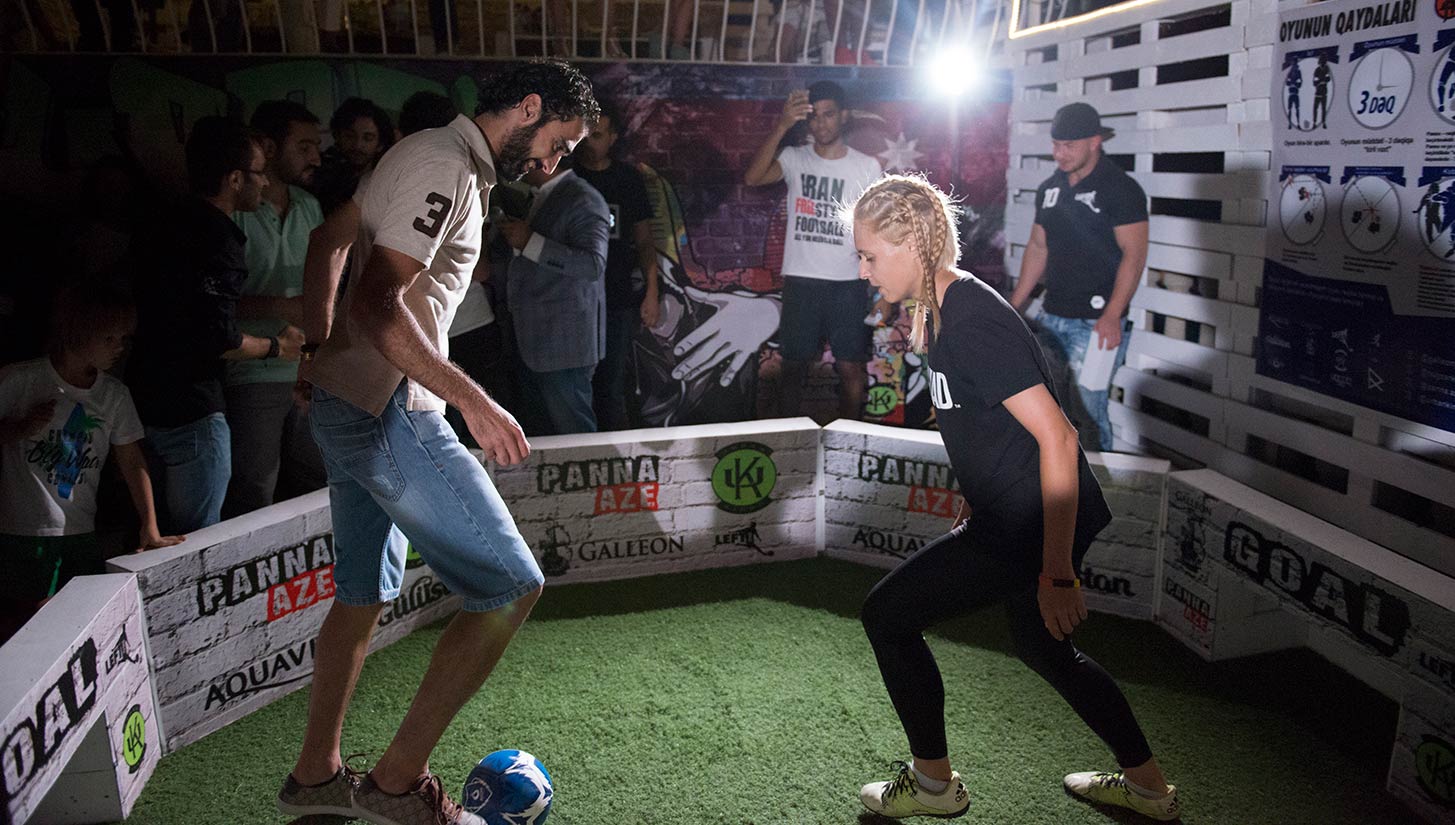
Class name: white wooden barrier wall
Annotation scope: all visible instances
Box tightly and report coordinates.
[1002,0,1455,576]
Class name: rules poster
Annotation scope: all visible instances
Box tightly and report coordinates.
[1264,0,1455,432]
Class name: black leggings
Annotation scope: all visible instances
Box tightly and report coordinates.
[860,521,1154,768]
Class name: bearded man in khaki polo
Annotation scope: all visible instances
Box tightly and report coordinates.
[276,60,598,825]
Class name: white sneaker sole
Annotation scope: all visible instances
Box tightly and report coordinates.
[859,799,971,819]
[1062,782,1181,822]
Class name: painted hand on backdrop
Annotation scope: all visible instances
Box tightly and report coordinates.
[668,285,783,387]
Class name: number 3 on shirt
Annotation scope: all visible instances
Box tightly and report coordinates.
[413,192,453,238]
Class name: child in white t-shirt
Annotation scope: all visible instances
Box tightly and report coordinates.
[0,286,183,634]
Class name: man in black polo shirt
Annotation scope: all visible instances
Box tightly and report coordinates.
[1009,103,1148,452]
[574,101,660,431]
[128,117,303,533]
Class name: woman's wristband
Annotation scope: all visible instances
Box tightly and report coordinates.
[1038,574,1080,589]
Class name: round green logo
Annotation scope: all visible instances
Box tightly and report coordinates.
[121,705,146,772]
[1417,736,1455,805]
[864,385,899,417]
[712,442,777,514]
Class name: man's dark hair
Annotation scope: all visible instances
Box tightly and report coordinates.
[329,97,395,146]
[808,80,847,108]
[399,91,458,136]
[594,98,623,134]
[250,99,319,148]
[476,59,600,127]
[185,115,258,197]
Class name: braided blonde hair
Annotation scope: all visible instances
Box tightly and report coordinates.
[849,173,961,352]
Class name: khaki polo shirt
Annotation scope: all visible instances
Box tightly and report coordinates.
[305,115,497,415]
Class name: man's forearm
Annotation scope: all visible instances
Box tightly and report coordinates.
[355,292,484,410]
[1102,246,1147,320]
[1011,244,1048,311]
[303,203,358,343]
[744,124,790,186]
[222,334,273,360]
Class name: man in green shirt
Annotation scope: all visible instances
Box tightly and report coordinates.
[223,100,324,516]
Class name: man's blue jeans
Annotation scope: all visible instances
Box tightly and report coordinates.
[1032,312,1132,452]
[144,412,231,533]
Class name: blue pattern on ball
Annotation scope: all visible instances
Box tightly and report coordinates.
[462,749,554,825]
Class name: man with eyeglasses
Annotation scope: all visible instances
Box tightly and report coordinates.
[128,116,303,534]
[222,100,324,519]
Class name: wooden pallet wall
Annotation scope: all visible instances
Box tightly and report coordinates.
[1002,0,1455,575]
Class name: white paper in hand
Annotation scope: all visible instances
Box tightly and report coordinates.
[1078,336,1119,391]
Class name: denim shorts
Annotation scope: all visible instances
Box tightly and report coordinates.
[778,276,874,362]
[310,382,543,612]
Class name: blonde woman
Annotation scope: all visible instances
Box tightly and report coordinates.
[849,174,1181,821]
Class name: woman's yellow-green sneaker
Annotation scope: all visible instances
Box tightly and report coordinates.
[858,761,970,819]
[1063,771,1181,821]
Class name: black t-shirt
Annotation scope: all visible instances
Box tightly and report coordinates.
[1033,155,1148,319]
[927,276,1112,537]
[575,161,654,311]
[127,197,247,427]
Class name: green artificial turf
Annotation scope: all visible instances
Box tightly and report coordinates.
[120,558,1412,824]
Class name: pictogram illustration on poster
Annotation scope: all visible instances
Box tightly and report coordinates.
[1264,0,1455,431]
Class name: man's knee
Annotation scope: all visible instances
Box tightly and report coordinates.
[495,582,545,620]
[517,582,545,610]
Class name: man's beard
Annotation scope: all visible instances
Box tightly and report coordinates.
[497,121,546,181]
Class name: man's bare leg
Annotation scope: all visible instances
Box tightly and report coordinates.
[778,358,809,417]
[370,586,543,792]
[293,601,386,785]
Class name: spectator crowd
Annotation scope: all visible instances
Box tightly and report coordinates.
[0,88,667,641]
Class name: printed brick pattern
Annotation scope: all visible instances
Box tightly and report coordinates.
[107,587,160,819]
[0,576,159,824]
[1159,470,1455,821]
[108,491,462,752]
[1160,473,1418,673]
[821,422,1169,620]
[1390,679,1455,822]
[487,422,822,586]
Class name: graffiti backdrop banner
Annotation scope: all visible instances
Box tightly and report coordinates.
[0,56,1008,427]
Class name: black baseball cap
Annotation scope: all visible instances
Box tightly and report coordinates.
[1051,102,1115,140]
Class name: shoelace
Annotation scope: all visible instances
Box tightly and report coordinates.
[1092,772,1128,792]
[883,760,918,801]
[414,773,464,825]
[341,753,371,787]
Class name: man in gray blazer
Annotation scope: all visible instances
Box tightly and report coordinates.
[496,162,610,435]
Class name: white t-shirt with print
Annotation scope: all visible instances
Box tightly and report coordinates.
[777,144,882,281]
[0,358,144,535]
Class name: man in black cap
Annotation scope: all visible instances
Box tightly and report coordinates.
[1008,102,1148,452]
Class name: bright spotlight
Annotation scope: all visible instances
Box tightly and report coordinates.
[924,47,980,97]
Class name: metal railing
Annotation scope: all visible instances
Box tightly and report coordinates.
[5,0,1003,66]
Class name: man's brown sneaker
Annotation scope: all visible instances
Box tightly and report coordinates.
[354,772,486,825]
[277,766,362,819]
